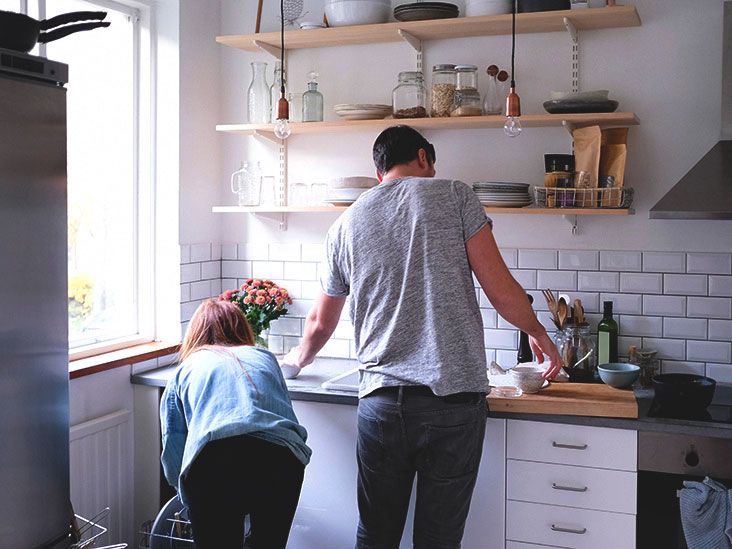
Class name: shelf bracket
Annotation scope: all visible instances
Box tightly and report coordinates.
[252,212,289,231]
[562,119,576,137]
[279,213,288,231]
[252,40,282,59]
[563,17,580,94]
[398,29,423,73]
[563,214,579,235]
[253,130,280,145]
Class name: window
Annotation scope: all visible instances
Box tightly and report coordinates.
[14,0,154,355]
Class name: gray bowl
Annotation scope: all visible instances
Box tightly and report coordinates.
[598,363,640,389]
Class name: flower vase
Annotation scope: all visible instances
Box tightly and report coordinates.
[255,329,269,349]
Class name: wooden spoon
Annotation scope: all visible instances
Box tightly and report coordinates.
[573,298,585,325]
[557,297,568,329]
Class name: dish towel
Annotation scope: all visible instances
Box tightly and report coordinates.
[680,477,732,549]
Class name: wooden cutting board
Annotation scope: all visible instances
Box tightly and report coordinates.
[487,382,638,418]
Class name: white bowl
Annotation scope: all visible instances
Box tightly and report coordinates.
[329,176,379,189]
[510,364,546,394]
[325,0,391,26]
[326,187,369,201]
[465,0,512,16]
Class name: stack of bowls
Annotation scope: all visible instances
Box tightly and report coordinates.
[325,0,391,26]
[465,0,512,16]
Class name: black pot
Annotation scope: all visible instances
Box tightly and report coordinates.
[651,373,716,412]
[0,10,109,53]
[518,0,571,13]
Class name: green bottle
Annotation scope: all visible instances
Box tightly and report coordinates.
[597,300,618,365]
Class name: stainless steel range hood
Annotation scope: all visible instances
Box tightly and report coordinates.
[649,141,732,220]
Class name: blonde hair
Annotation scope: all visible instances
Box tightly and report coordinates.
[179,299,255,363]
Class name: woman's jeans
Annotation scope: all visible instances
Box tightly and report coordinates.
[184,433,304,549]
[356,387,487,549]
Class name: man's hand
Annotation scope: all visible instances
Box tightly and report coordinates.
[529,333,563,380]
[279,346,303,379]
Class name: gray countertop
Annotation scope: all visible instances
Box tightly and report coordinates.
[131,357,732,439]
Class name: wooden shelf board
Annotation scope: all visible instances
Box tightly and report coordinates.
[213,205,348,213]
[217,6,640,52]
[213,205,633,216]
[217,112,639,136]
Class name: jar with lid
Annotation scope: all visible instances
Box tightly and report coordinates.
[393,71,427,119]
[556,324,597,382]
[451,65,482,117]
[629,347,659,388]
[431,64,456,118]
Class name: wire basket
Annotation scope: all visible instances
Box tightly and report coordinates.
[71,507,127,549]
[534,186,634,209]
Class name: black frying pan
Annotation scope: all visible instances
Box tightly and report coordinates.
[0,10,110,53]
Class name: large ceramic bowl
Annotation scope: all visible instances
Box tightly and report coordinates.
[598,363,640,389]
[510,364,546,394]
[325,0,391,26]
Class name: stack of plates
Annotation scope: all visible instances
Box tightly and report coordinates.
[394,2,459,21]
[472,181,532,207]
[324,187,370,206]
[334,103,392,120]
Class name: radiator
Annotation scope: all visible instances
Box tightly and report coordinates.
[70,409,134,545]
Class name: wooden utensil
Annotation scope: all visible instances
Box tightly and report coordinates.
[573,298,585,325]
[557,297,568,329]
[541,289,560,328]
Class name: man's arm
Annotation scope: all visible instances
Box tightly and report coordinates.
[466,224,562,379]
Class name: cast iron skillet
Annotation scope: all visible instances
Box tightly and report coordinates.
[651,373,716,412]
[0,10,110,53]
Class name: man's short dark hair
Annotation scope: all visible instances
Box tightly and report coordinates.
[372,125,436,176]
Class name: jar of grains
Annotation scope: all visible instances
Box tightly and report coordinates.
[431,64,456,117]
[451,65,482,117]
[393,71,427,119]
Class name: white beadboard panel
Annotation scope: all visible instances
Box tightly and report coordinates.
[270,317,302,336]
[510,269,537,290]
[687,253,732,275]
[279,280,302,300]
[536,270,577,291]
[180,244,191,264]
[500,248,519,269]
[641,338,686,360]
[252,261,285,280]
[288,298,315,317]
[300,280,322,299]
[221,243,237,259]
[706,364,732,383]
[618,336,642,356]
[301,243,324,262]
[687,297,732,319]
[212,244,222,261]
[687,340,732,363]
[201,260,221,280]
[710,276,732,297]
[269,243,302,262]
[600,293,643,315]
[558,250,599,271]
[664,274,708,296]
[664,317,708,340]
[578,272,619,292]
[518,249,556,270]
[619,315,663,337]
[620,273,663,294]
[189,280,212,301]
[320,338,351,358]
[661,360,706,375]
[189,243,212,262]
[481,308,498,329]
[284,261,318,281]
[180,263,201,283]
[600,250,642,272]
[333,320,355,340]
[643,251,686,273]
[496,349,517,367]
[643,295,686,317]
[569,292,600,313]
[238,242,269,261]
[181,300,203,322]
[709,320,732,341]
[484,329,518,350]
[180,283,190,303]
[221,260,252,279]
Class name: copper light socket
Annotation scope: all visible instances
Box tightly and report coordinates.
[506,86,521,117]
[276,96,289,121]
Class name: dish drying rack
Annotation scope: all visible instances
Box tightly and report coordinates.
[534,186,634,209]
[71,507,127,549]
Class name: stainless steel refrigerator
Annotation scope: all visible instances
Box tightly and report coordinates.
[0,48,71,548]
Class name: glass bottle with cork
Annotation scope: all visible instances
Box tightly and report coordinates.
[302,71,323,122]
[597,300,619,365]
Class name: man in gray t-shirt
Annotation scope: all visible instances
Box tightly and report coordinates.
[281,125,561,548]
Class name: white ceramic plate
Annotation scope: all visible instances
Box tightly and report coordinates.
[336,111,391,120]
[323,198,356,206]
[335,103,391,111]
[326,187,367,201]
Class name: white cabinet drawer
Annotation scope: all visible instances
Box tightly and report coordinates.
[507,420,637,471]
[507,542,561,549]
[507,459,637,514]
[506,500,636,549]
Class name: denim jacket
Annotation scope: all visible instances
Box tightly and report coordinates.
[160,345,311,504]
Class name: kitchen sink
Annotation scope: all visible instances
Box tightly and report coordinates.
[320,367,360,392]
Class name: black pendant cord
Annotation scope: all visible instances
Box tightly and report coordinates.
[510,0,516,88]
[280,0,286,96]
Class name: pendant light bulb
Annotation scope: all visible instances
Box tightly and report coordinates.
[274,118,291,139]
[503,116,522,137]
[504,0,522,138]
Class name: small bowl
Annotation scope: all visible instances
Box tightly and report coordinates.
[510,364,546,394]
[598,362,640,389]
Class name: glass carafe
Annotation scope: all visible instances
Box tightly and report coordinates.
[230,162,262,206]
[247,61,270,124]
[556,324,598,382]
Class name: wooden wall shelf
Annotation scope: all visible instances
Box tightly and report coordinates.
[213,205,634,216]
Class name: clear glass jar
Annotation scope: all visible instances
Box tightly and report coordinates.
[247,61,270,124]
[393,71,427,119]
[451,65,482,117]
[634,348,659,388]
[431,64,456,118]
[302,71,323,122]
[556,324,598,383]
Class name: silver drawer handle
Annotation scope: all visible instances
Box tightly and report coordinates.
[552,482,588,493]
[552,441,588,450]
[551,524,587,535]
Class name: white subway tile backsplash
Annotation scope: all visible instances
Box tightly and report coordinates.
[267,336,285,355]
[201,261,221,280]
[526,291,548,311]
[537,311,558,332]
[269,317,302,337]
[484,349,496,364]
[687,297,732,319]
[518,249,556,270]
[643,252,686,273]
[663,317,707,339]
[252,261,285,280]
[619,315,663,337]
[301,243,323,262]
[537,270,577,291]
[484,329,518,350]
[269,243,301,262]
[181,300,203,322]
[180,263,201,283]
[300,280,322,299]
[496,350,517,368]
[238,242,269,261]
[709,320,732,341]
[664,274,707,296]
[190,243,212,263]
[500,248,518,269]
[600,251,642,272]
[180,283,190,303]
[283,336,302,353]
[320,338,351,358]
[559,250,599,271]
[661,361,705,375]
[706,364,732,383]
[333,320,354,340]
[687,340,732,363]
[643,295,686,317]
[510,269,537,290]
[600,293,643,315]
[687,253,732,275]
[211,244,222,261]
[618,336,642,356]
[497,314,515,330]
[189,280,212,301]
[211,279,222,296]
[640,338,686,360]
[180,244,191,264]
[620,273,663,294]
[570,292,600,313]
[288,298,314,317]
[479,291,492,308]
[222,260,251,279]
[710,276,732,297]
[578,272,619,292]
[284,261,318,281]
[221,243,237,260]
[480,309,497,329]
[278,280,302,300]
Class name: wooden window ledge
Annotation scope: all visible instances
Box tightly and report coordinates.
[69,341,180,379]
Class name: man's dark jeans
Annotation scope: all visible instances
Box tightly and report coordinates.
[356,386,487,549]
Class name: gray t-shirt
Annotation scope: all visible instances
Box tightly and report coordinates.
[321,177,491,397]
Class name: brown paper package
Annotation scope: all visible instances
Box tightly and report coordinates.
[600,128,629,207]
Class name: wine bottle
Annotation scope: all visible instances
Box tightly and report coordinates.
[517,293,534,364]
[597,300,619,365]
